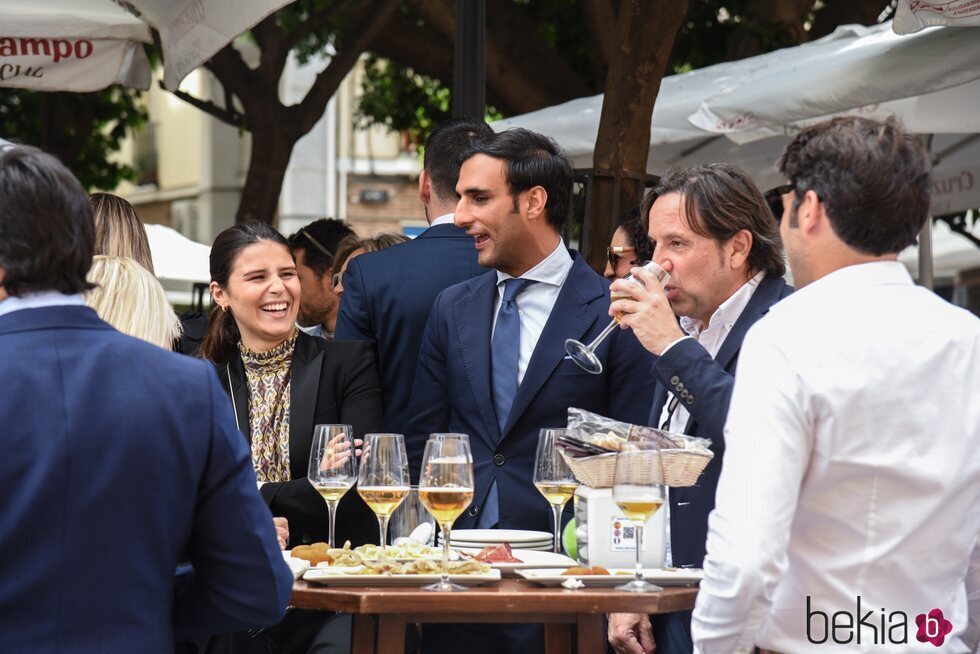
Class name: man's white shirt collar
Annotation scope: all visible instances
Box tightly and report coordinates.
[0,291,86,318]
[495,238,573,290]
[680,270,765,338]
[429,213,456,227]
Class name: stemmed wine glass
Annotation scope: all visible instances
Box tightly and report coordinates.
[307,424,358,548]
[418,433,474,591]
[357,433,411,561]
[612,440,666,592]
[533,428,580,554]
[565,260,670,374]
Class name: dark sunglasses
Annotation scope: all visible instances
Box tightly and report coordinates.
[764,184,795,222]
[607,246,640,268]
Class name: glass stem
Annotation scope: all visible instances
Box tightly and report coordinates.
[378,515,390,560]
[586,317,620,351]
[327,500,339,549]
[634,523,645,583]
[551,504,563,554]
[441,523,452,585]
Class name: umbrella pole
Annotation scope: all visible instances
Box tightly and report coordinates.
[918,134,934,290]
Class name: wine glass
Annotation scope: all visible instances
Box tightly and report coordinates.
[533,428,580,554]
[357,433,411,561]
[418,433,474,592]
[612,440,666,592]
[307,424,358,548]
[564,260,670,374]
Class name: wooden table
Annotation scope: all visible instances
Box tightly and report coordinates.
[291,578,698,654]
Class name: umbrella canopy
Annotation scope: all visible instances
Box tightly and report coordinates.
[494,21,980,279]
[894,0,980,34]
[0,0,294,92]
[145,223,210,284]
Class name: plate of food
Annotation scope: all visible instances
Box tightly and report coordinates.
[456,544,577,575]
[517,567,703,587]
[302,558,501,586]
[289,541,458,566]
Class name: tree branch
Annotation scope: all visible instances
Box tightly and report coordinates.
[291,0,402,134]
[583,0,618,87]
[164,81,248,129]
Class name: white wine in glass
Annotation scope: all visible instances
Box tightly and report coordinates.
[565,261,670,374]
[307,424,357,548]
[357,433,411,560]
[533,428,579,554]
[612,440,666,593]
[418,433,474,592]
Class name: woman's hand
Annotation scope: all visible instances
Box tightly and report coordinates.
[273,517,289,550]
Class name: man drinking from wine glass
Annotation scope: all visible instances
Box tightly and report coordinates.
[692,117,980,653]
[407,127,655,654]
[608,163,791,654]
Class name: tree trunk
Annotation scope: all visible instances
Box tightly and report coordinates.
[236,122,296,225]
[584,0,690,272]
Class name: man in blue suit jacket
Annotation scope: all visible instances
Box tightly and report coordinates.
[0,146,292,653]
[608,165,792,654]
[408,129,655,653]
[336,117,493,432]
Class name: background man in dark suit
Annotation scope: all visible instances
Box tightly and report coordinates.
[409,128,655,654]
[335,117,493,431]
[607,164,791,654]
[0,145,293,653]
[289,217,355,340]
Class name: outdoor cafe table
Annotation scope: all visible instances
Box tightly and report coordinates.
[291,578,699,654]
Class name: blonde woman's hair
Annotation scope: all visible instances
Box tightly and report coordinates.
[332,232,410,274]
[89,192,155,274]
[86,256,181,350]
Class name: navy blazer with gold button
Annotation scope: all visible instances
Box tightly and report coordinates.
[649,274,792,569]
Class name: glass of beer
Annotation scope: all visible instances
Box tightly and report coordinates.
[533,428,579,553]
[612,440,666,592]
[418,433,474,591]
[564,260,669,374]
[357,433,411,560]
[307,424,358,548]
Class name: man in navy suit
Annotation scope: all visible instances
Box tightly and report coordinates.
[607,164,791,654]
[0,146,293,653]
[336,117,494,431]
[408,128,655,653]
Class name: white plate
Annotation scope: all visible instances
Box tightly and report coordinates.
[450,529,553,543]
[516,568,704,588]
[303,567,501,586]
[455,548,576,575]
[450,540,552,549]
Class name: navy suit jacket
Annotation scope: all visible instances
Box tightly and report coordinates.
[336,222,489,432]
[0,306,292,653]
[649,275,792,569]
[407,253,656,531]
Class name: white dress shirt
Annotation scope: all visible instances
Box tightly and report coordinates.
[429,212,456,227]
[692,261,980,654]
[0,291,85,318]
[492,239,573,385]
[658,271,764,432]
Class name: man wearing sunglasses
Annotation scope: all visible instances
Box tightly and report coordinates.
[287,218,354,340]
[692,118,980,653]
[609,163,792,654]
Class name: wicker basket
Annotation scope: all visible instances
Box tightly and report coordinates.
[561,449,711,488]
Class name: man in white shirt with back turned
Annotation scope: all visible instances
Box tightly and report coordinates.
[692,116,980,653]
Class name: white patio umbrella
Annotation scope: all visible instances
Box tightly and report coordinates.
[0,0,294,92]
[494,21,980,283]
[894,0,980,34]
[145,223,210,284]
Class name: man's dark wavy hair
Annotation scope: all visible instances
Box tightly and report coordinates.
[0,145,94,296]
[462,128,574,230]
[779,116,931,255]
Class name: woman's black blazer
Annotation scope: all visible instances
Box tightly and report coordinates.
[215,331,384,547]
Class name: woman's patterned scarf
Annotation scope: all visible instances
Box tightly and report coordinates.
[239,331,297,482]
